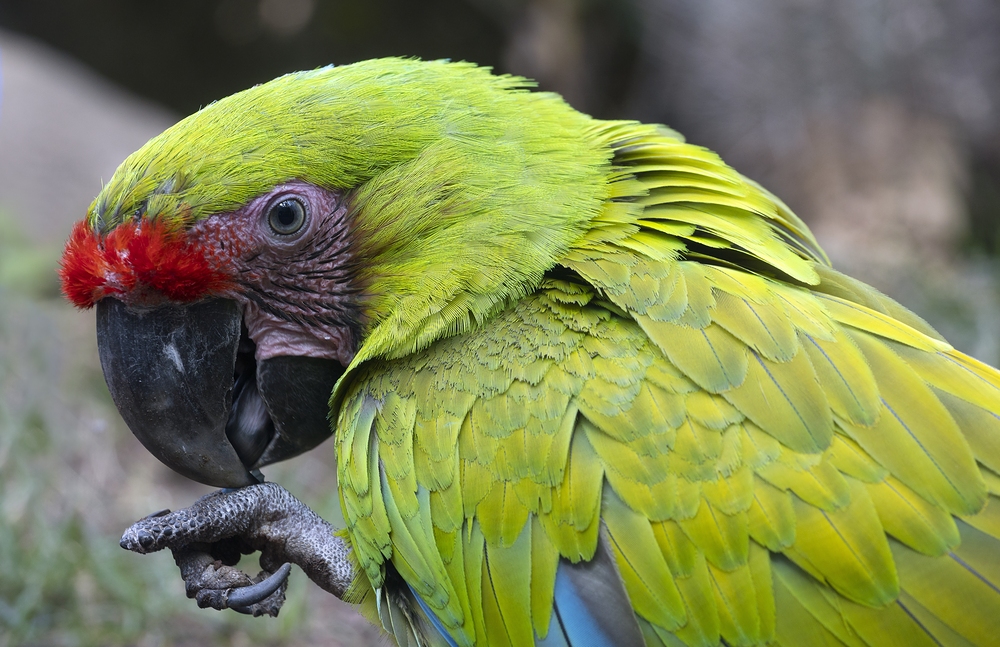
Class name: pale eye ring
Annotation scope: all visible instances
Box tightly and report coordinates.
[267,198,307,236]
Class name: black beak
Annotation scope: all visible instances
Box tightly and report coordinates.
[97,298,343,488]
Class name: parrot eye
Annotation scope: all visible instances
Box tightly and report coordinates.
[267,198,307,236]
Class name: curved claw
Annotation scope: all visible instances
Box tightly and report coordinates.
[227,562,291,611]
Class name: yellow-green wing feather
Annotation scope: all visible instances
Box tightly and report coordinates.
[337,122,1000,646]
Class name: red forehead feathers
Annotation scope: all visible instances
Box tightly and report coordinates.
[59,218,233,308]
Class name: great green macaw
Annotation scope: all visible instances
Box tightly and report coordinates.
[61,59,1000,646]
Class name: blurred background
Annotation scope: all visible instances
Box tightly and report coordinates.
[0,0,998,644]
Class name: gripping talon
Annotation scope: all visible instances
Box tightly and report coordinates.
[227,563,291,610]
[123,485,353,615]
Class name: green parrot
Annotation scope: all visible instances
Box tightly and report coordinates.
[60,58,1000,646]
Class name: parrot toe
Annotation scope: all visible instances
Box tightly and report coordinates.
[173,548,288,617]
[121,483,357,613]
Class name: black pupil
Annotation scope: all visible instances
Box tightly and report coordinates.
[276,202,298,227]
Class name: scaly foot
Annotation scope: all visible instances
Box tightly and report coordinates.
[120,483,355,615]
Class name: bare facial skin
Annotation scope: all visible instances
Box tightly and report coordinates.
[189,181,363,367]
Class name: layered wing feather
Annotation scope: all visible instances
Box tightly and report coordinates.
[337,122,1000,646]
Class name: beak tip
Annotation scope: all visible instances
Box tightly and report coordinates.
[97,297,253,489]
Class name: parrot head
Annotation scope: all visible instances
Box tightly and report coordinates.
[58,59,610,487]
[61,176,359,487]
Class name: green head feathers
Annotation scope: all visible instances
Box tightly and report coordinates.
[87,58,618,362]
[91,58,610,232]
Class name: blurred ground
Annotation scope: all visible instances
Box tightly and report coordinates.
[0,1,999,645]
